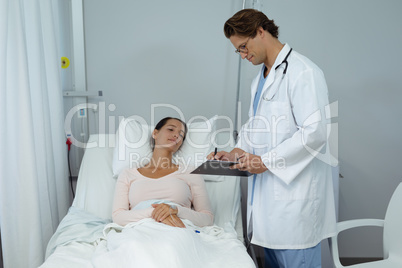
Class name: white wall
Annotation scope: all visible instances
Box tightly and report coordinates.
[62,0,244,175]
[62,0,402,261]
[82,0,241,133]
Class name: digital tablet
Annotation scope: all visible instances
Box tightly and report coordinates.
[191,160,252,177]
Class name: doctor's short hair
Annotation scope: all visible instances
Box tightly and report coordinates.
[224,9,279,39]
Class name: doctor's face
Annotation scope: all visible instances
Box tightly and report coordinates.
[230,35,264,65]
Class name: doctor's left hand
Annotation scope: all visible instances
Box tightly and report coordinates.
[231,152,268,174]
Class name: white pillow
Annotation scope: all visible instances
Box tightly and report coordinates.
[73,134,116,219]
[112,115,218,178]
[112,116,153,177]
[175,115,218,171]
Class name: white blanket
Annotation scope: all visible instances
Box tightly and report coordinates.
[92,219,255,268]
[42,207,255,268]
[45,207,111,258]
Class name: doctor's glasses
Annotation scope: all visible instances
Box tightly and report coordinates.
[235,37,251,54]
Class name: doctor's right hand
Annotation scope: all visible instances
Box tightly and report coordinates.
[207,148,246,162]
[206,150,234,161]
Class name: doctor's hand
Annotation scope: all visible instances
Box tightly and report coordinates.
[206,148,246,162]
[206,150,234,161]
[230,152,268,174]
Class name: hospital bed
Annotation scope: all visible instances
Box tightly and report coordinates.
[40,116,255,267]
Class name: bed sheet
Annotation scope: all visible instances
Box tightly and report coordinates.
[41,207,254,267]
[39,207,108,267]
[40,242,95,268]
[93,219,254,268]
[44,207,109,258]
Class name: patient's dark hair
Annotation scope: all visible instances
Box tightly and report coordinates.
[150,117,188,151]
[224,9,279,39]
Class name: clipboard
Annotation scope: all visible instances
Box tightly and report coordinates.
[191,160,252,177]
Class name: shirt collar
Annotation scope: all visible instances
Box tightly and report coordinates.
[272,43,291,70]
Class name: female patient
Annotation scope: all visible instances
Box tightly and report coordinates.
[112,117,214,228]
[94,117,254,268]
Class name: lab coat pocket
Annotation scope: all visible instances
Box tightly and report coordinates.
[259,101,291,134]
[273,174,317,201]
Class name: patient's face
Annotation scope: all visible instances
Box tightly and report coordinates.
[153,119,186,152]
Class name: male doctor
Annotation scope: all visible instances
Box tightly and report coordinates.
[208,9,336,268]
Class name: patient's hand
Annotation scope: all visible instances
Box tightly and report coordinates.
[151,203,185,228]
[161,214,186,228]
[151,203,178,222]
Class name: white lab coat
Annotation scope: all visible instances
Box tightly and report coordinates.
[236,44,337,249]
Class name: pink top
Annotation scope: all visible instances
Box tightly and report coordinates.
[112,166,214,227]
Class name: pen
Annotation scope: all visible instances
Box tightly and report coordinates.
[214,147,217,158]
[237,154,245,161]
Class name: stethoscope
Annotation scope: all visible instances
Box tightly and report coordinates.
[262,48,292,101]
